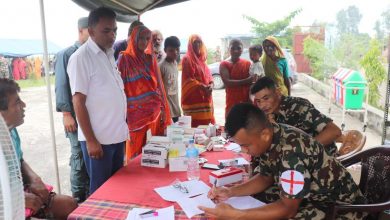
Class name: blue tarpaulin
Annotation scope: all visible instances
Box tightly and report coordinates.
[0,39,62,57]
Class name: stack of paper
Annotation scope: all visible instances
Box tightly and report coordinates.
[225,196,266,209]
[176,194,215,218]
[176,194,265,219]
[126,206,174,220]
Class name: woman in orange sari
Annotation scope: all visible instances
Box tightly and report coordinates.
[118,25,171,161]
[34,57,42,79]
[220,39,254,117]
[181,35,215,127]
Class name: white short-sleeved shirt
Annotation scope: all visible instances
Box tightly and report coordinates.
[249,61,265,77]
[67,38,128,145]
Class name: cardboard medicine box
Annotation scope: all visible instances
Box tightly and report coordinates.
[142,143,169,158]
[141,143,169,168]
[141,157,167,168]
[209,167,243,187]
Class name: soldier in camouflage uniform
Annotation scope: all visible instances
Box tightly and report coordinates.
[250,76,342,177]
[251,76,341,156]
[199,103,365,220]
[55,17,90,203]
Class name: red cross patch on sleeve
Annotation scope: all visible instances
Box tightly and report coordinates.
[280,170,304,195]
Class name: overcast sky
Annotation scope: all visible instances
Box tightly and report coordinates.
[0,0,388,49]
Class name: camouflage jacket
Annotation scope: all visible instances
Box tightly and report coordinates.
[256,123,365,206]
[272,95,338,156]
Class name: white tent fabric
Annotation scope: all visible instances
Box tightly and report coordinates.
[72,0,189,22]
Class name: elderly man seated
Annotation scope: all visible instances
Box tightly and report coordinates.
[0,78,77,219]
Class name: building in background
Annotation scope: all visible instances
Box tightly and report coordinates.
[293,26,325,74]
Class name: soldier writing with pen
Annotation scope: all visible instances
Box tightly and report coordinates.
[198,103,366,220]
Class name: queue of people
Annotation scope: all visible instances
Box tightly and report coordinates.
[0,6,366,220]
[0,55,55,80]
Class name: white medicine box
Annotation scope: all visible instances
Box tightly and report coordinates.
[209,167,243,187]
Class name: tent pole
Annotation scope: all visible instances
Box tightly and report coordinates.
[38,0,61,194]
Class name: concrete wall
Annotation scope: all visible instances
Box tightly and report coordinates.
[298,73,384,134]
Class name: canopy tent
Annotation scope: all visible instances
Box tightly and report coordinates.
[0,39,62,58]
[38,0,190,193]
[72,0,189,22]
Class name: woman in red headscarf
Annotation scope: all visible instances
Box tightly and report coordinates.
[181,35,215,127]
[118,25,171,161]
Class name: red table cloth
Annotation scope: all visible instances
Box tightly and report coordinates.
[68,150,245,219]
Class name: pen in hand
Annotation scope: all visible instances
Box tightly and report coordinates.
[139,210,158,218]
[211,179,217,202]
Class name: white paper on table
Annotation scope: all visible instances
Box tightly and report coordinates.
[218,157,250,166]
[225,196,265,209]
[225,143,241,152]
[177,194,266,219]
[177,194,216,218]
[154,180,211,202]
[126,206,174,220]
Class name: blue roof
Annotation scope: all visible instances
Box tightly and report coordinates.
[0,39,62,57]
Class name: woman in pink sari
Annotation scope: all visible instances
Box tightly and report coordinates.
[118,25,171,161]
[181,34,215,127]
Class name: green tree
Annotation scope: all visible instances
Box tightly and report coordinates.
[373,6,390,52]
[333,33,370,69]
[243,9,302,48]
[336,10,348,35]
[207,48,216,64]
[382,6,390,33]
[360,39,386,107]
[380,6,390,47]
[336,6,362,35]
[374,20,384,40]
[303,37,337,80]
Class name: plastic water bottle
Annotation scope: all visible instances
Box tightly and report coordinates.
[186,139,200,181]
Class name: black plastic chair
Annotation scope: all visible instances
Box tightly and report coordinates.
[326,146,390,220]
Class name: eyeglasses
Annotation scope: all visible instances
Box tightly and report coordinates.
[172,180,189,194]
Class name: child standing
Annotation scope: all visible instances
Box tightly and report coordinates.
[159,36,182,122]
[249,44,265,81]
[249,44,265,102]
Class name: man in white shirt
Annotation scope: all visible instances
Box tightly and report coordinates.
[67,7,128,194]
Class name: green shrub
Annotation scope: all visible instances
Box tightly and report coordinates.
[360,39,386,107]
[303,37,337,80]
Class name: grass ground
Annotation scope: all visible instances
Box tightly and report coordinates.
[17,75,55,88]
